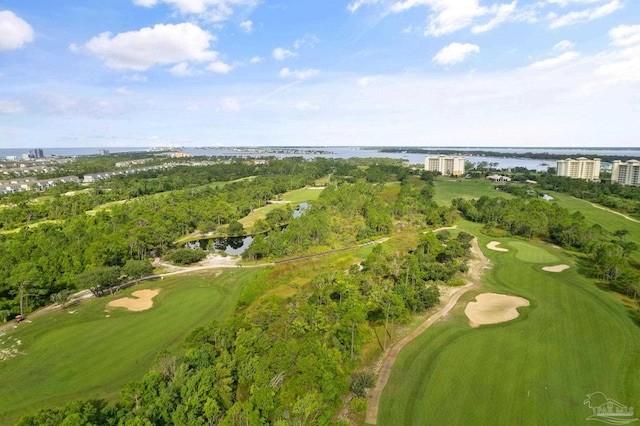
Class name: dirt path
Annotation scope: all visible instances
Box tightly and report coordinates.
[365,236,489,425]
[574,197,640,224]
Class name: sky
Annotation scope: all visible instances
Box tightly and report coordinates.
[0,0,639,148]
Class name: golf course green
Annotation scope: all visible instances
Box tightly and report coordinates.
[376,225,640,425]
[0,269,255,424]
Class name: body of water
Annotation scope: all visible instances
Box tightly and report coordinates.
[3,146,639,171]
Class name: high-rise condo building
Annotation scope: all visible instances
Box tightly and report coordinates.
[611,160,640,187]
[424,155,465,176]
[556,157,601,180]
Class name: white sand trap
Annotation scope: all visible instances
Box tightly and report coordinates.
[487,241,509,252]
[107,289,160,312]
[465,293,529,327]
[542,264,570,273]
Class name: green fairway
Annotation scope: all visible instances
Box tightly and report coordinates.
[433,178,514,206]
[0,269,255,424]
[377,226,640,426]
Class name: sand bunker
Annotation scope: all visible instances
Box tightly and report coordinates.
[107,289,159,312]
[543,264,570,273]
[487,241,508,252]
[465,293,530,327]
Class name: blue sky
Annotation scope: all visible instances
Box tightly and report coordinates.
[0,0,639,148]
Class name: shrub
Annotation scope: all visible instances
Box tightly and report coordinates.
[350,371,375,398]
[165,249,207,265]
[349,397,368,414]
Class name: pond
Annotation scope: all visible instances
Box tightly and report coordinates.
[185,235,254,256]
[184,201,309,256]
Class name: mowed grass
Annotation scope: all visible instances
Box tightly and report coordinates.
[0,269,256,424]
[509,241,562,263]
[433,177,515,206]
[377,224,640,426]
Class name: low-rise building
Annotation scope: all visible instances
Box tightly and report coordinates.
[486,174,511,182]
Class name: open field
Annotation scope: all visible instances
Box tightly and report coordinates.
[0,269,254,424]
[433,177,515,206]
[376,222,640,425]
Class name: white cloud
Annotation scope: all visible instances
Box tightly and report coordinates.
[526,51,580,70]
[347,0,380,13]
[554,39,575,50]
[124,74,149,83]
[294,101,319,111]
[293,34,319,49]
[609,24,640,47]
[390,0,489,36]
[546,0,603,6]
[0,11,34,51]
[0,100,25,114]
[132,0,259,22]
[240,20,253,33]
[548,0,622,29]
[171,62,198,76]
[220,97,241,112]
[116,87,132,95]
[433,42,480,65]
[588,25,640,86]
[472,1,517,33]
[249,56,263,64]
[279,67,319,80]
[84,23,218,71]
[357,76,377,86]
[207,61,232,73]
[272,47,296,60]
[593,51,640,84]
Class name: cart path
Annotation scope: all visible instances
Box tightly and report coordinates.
[365,236,488,425]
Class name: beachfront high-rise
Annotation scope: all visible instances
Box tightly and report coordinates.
[611,160,640,187]
[424,155,465,176]
[556,157,601,180]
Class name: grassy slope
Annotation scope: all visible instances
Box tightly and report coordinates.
[0,269,255,424]
[378,225,640,425]
[544,190,640,262]
[433,177,515,206]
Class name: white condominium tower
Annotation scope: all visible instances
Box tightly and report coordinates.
[611,160,640,187]
[424,155,465,176]
[556,157,601,180]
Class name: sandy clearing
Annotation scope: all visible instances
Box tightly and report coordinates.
[107,289,160,312]
[487,241,508,252]
[543,264,570,273]
[465,293,529,327]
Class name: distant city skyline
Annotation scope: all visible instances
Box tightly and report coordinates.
[1,1,639,148]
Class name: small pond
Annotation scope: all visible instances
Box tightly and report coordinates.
[184,202,309,256]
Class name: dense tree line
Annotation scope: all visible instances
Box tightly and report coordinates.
[243,172,454,261]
